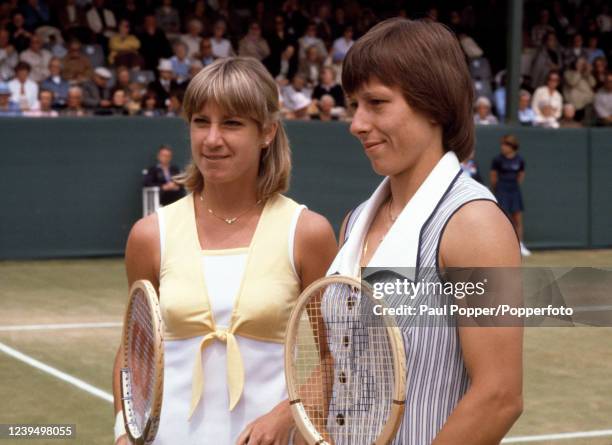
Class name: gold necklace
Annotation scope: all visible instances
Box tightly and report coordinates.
[200,193,262,225]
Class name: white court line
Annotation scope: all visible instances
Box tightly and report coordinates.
[503,429,612,443]
[0,322,121,332]
[0,340,113,403]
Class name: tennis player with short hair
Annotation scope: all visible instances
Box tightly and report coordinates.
[329,18,523,444]
[112,57,337,444]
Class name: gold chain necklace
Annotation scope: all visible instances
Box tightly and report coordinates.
[200,193,262,225]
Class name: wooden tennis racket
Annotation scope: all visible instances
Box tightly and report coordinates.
[120,280,164,445]
[285,275,406,445]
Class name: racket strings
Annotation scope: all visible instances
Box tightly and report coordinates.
[126,289,157,434]
[292,283,396,444]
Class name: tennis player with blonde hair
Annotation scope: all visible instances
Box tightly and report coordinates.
[328,18,523,444]
[112,57,337,444]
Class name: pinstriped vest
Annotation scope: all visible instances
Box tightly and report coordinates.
[329,152,497,444]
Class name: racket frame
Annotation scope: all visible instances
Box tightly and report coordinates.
[285,275,407,445]
[120,280,164,445]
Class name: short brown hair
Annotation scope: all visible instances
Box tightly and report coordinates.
[179,57,291,200]
[342,18,474,161]
[501,134,519,151]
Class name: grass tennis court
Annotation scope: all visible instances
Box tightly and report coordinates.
[1,252,611,445]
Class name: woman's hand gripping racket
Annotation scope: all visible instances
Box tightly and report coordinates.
[285,275,406,445]
[120,280,164,445]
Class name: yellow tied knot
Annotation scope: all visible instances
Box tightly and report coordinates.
[189,329,245,418]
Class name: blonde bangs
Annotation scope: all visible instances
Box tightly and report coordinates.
[178,57,291,200]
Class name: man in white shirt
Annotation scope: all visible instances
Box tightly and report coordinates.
[19,35,52,83]
[8,61,38,111]
[531,71,563,120]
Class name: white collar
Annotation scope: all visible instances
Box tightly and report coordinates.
[328,151,461,279]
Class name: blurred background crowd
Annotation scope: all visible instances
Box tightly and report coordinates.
[0,0,610,126]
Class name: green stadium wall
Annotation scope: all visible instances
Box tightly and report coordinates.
[0,117,610,259]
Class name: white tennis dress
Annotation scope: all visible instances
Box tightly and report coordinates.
[153,194,305,444]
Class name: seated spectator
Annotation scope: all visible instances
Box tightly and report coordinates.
[284,92,311,120]
[312,65,344,107]
[586,35,605,65]
[148,59,179,108]
[534,101,560,128]
[104,88,128,115]
[594,73,612,126]
[185,0,214,32]
[8,61,38,111]
[559,104,582,128]
[143,145,184,206]
[19,35,52,83]
[138,14,173,71]
[62,39,93,83]
[40,57,69,107]
[273,44,298,86]
[57,0,87,33]
[0,28,19,81]
[108,19,140,66]
[473,96,499,125]
[238,21,271,62]
[165,90,183,117]
[310,94,338,121]
[22,0,51,31]
[24,89,58,117]
[532,71,563,120]
[530,31,562,88]
[170,41,191,84]
[563,33,588,68]
[61,85,89,116]
[155,0,181,36]
[531,9,555,47]
[298,45,323,87]
[493,73,506,121]
[592,56,608,90]
[195,37,216,67]
[0,81,20,116]
[125,82,144,115]
[7,12,32,53]
[331,25,354,64]
[81,66,112,110]
[264,14,297,77]
[45,31,67,59]
[518,90,536,126]
[298,21,327,61]
[180,19,203,59]
[281,73,311,111]
[113,65,131,95]
[177,60,202,90]
[140,91,161,117]
[210,20,234,59]
[86,0,117,40]
[563,56,595,122]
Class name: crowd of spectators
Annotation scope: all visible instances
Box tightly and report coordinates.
[0,0,610,126]
[470,0,611,127]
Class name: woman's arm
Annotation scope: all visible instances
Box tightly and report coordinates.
[112,214,160,444]
[433,200,523,445]
[489,170,498,191]
[235,209,337,445]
